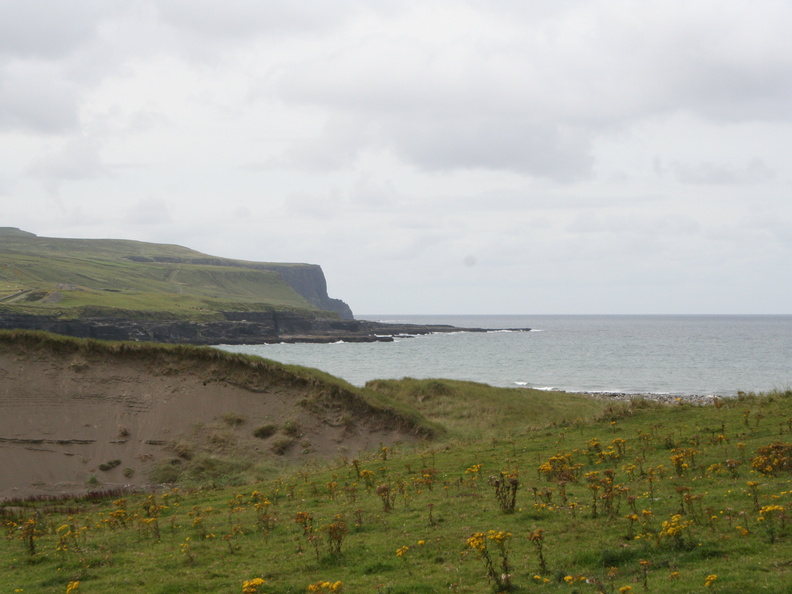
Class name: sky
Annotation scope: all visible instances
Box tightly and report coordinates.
[1,1,791,315]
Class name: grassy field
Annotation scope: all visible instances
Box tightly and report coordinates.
[2,358,791,593]
[0,229,323,320]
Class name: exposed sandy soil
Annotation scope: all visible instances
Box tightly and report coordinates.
[0,341,421,501]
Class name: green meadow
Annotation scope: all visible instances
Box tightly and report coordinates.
[0,230,323,319]
[2,364,792,593]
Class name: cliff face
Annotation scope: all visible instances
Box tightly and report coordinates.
[257,264,354,320]
[124,257,354,320]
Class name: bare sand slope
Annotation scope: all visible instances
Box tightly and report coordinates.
[0,336,425,501]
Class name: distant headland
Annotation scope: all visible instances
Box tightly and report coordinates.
[0,228,528,343]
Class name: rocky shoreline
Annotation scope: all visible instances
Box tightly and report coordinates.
[0,311,531,345]
[587,391,721,405]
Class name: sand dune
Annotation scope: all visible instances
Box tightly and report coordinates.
[0,334,423,501]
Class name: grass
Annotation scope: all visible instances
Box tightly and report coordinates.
[366,377,609,440]
[0,231,329,319]
[2,340,792,593]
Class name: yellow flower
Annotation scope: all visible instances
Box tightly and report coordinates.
[66,582,80,594]
[705,574,718,588]
[467,532,486,552]
[242,577,266,594]
[396,546,409,557]
[670,571,680,580]
[564,575,574,583]
[619,587,633,593]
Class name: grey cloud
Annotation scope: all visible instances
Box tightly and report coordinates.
[669,158,776,185]
[349,174,400,208]
[27,137,109,193]
[0,0,112,58]
[156,0,352,40]
[282,116,373,170]
[387,118,593,180]
[0,63,79,133]
[125,198,173,226]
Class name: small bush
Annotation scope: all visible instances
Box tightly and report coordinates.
[253,424,279,439]
[282,420,301,437]
[271,437,295,455]
[171,440,195,460]
[99,459,121,472]
[222,412,245,427]
[149,459,182,483]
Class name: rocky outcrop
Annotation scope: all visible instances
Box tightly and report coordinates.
[0,312,529,344]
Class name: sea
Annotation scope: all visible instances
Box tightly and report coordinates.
[218,315,792,397]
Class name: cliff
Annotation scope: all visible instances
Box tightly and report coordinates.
[0,228,352,322]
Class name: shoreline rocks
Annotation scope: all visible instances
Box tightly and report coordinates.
[0,312,531,345]
[586,391,721,405]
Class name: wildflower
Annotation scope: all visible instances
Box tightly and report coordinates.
[670,571,680,580]
[66,582,80,594]
[487,529,511,543]
[705,574,718,588]
[307,580,342,592]
[619,587,633,593]
[467,532,486,552]
[396,546,409,557]
[242,577,266,594]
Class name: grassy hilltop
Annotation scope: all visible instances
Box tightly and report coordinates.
[2,332,792,592]
[0,227,333,321]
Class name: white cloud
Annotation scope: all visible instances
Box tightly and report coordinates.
[1,0,792,313]
[27,136,109,193]
[669,158,776,185]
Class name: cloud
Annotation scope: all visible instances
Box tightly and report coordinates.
[385,117,593,180]
[667,158,776,185]
[0,62,80,133]
[2,1,792,314]
[155,0,352,40]
[26,137,109,193]
[0,0,110,59]
[124,197,173,226]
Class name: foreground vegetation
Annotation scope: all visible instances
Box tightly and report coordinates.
[2,376,792,592]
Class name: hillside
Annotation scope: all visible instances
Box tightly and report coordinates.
[0,331,437,500]
[3,334,791,592]
[0,227,353,322]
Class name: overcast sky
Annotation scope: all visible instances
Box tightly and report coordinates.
[2,1,791,314]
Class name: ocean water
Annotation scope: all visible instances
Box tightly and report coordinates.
[218,315,792,397]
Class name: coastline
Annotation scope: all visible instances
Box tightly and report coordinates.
[582,391,720,405]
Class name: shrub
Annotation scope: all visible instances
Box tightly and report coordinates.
[752,442,792,475]
[282,420,301,437]
[253,424,279,439]
[271,437,295,455]
[222,412,245,427]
